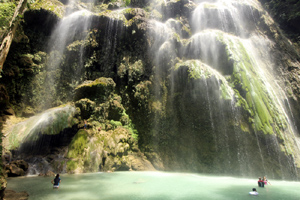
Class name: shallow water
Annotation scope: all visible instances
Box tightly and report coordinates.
[6,171,300,200]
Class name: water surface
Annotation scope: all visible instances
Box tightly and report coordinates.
[7,171,300,200]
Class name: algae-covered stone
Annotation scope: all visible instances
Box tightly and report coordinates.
[30,0,65,18]
[108,96,125,121]
[75,98,96,120]
[67,129,88,159]
[3,105,76,151]
[66,125,152,173]
[74,77,116,102]
[134,81,152,107]
[174,59,234,100]
[118,59,144,82]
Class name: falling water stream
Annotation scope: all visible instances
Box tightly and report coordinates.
[148,0,300,178]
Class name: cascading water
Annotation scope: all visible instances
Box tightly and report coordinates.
[3,105,76,174]
[42,6,93,109]
[148,0,300,179]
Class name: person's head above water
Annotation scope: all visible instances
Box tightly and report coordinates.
[252,188,257,191]
[55,174,60,179]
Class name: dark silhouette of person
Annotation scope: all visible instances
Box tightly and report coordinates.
[258,177,264,187]
[52,174,61,189]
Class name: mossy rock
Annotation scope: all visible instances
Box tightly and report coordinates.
[24,9,60,36]
[30,0,65,18]
[67,129,88,158]
[118,59,144,82]
[74,77,116,102]
[124,8,146,21]
[161,0,195,20]
[123,8,148,30]
[108,96,125,121]
[75,98,96,119]
[174,59,233,100]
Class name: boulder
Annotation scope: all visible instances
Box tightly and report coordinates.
[38,170,56,177]
[5,164,25,177]
[3,108,14,115]
[5,160,28,177]
[128,154,156,171]
[108,96,125,121]
[162,0,196,20]
[74,77,116,102]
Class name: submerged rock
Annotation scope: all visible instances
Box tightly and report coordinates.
[4,189,29,200]
[38,170,56,177]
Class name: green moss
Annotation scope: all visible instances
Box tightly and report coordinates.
[67,129,88,158]
[98,9,126,21]
[220,82,232,100]
[118,59,144,82]
[220,33,287,135]
[67,40,88,52]
[124,0,130,7]
[174,60,213,79]
[240,121,250,133]
[66,160,77,172]
[30,0,65,18]
[234,90,252,115]
[4,105,76,150]
[76,77,115,90]
[174,59,233,100]
[124,125,138,141]
[74,77,116,102]
[110,120,122,128]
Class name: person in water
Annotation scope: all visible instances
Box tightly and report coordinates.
[52,174,61,189]
[263,176,271,185]
[258,177,264,187]
[249,188,258,196]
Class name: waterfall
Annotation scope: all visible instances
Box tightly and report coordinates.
[42,8,93,109]
[3,105,76,152]
[3,0,300,179]
[149,0,300,178]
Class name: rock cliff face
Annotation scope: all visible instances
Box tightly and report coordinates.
[1,0,300,186]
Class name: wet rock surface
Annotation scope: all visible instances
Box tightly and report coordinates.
[4,189,29,200]
[5,160,28,177]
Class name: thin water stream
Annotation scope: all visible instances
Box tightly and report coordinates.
[7,172,300,200]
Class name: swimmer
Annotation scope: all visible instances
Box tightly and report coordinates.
[258,177,264,187]
[263,176,271,185]
[249,188,258,196]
